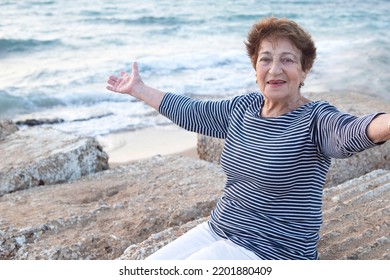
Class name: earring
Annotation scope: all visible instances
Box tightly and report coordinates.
[299,82,305,88]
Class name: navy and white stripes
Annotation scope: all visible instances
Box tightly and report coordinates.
[159,92,379,259]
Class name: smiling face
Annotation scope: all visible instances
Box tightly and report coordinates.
[256,38,307,102]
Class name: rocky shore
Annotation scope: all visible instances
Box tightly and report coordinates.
[0,91,389,260]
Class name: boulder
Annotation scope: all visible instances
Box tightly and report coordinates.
[0,155,225,260]
[197,91,390,187]
[119,169,390,260]
[0,120,18,141]
[0,126,109,196]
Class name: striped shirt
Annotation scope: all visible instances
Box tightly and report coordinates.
[159,92,380,260]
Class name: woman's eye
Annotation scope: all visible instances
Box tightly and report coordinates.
[259,57,271,63]
[282,58,294,64]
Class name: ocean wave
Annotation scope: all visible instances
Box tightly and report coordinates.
[0,86,135,119]
[0,90,66,117]
[216,13,269,23]
[29,1,56,5]
[0,38,62,55]
[137,50,249,76]
[80,15,205,27]
[0,90,31,117]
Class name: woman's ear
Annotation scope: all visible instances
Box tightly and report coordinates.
[302,70,309,82]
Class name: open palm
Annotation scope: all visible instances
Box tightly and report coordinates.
[106,62,144,96]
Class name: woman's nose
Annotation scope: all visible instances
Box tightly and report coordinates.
[269,60,282,75]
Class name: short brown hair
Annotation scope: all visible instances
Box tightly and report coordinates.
[245,17,316,72]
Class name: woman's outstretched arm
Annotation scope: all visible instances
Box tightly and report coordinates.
[106,62,166,111]
[366,113,390,144]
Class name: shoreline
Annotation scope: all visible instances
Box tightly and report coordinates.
[96,126,199,167]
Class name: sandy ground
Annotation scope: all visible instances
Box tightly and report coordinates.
[96,126,199,166]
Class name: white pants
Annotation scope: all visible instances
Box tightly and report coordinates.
[146,222,260,260]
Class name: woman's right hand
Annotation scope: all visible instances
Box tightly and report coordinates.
[106,62,145,97]
[106,61,166,110]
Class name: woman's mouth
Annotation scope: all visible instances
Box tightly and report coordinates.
[266,80,287,89]
[267,80,286,85]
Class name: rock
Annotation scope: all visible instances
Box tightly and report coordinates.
[119,169,390,260]
[0,155,225,260]
[0,120,18,141]
[319,169,390,259]
[0,126,109,196]
[15,118,65,126]
[118,217,209,260]
[1,151,388,260]
[197,91,390,187]
[197,134,223,164]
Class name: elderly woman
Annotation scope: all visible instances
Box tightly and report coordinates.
[106,17,390,260]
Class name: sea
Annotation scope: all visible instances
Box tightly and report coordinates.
[1,0,389,137]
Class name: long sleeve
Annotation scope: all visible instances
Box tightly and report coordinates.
[159,93,239,139]
[310,102,381,159]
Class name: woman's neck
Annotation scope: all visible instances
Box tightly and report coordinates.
[261,95,310,118]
